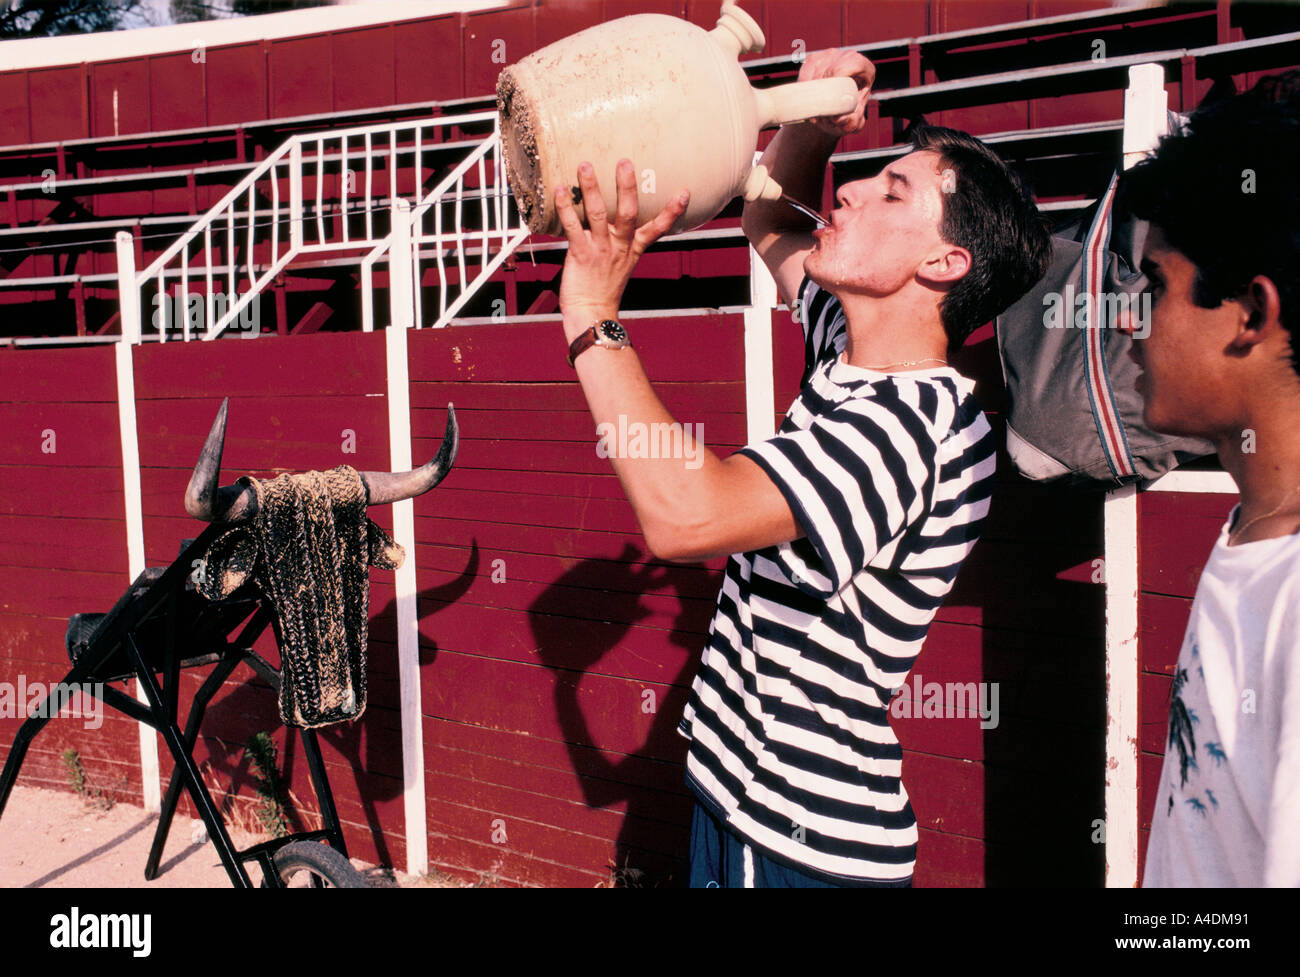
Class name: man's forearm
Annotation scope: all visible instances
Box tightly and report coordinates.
[551,160,804,562]
[563,309,721,560]
[742,123,840,240]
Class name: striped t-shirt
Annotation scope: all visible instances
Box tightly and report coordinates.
[678,276,997,885]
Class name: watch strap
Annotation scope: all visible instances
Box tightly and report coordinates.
[567,327,599,368]
[567,319,629,368]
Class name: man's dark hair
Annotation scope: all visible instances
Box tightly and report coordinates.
[908,125,1051,347]
[1119,70,1300,375]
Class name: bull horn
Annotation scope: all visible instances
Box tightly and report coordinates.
[361,404,459,505]
[184,398,259,523]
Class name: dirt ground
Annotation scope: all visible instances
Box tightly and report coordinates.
[0,785,450,888]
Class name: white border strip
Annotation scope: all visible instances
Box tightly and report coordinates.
[1102,483,1139,886]
[385,323,427,877]
[1146,469,1237,495]
[1103,63,1170,888]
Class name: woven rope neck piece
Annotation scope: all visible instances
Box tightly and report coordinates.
[196,466,404,728]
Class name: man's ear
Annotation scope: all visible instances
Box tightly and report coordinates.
[1229,275,1283,352]
[919,245,971,286]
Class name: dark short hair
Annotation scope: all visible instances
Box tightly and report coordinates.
[907,125,1051,347]
[1119,71,1300,376]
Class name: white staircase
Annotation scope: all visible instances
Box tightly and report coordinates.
[114,110,528,342]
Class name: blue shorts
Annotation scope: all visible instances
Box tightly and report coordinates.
[688,801,912,888]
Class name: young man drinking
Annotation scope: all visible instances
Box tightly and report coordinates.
[553,48,1049,886]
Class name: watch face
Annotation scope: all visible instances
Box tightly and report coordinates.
[596,320,628,345]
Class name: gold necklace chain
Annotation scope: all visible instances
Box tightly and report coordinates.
[1228,482,1300,544]
[861,356,948,371]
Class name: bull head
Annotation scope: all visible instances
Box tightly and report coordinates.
[184,398,458,523]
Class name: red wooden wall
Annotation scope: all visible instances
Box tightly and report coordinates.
[129,331,409,869]
[406,315,746,886]
[0,335,415,869]
[0,347,140,799]
[0,310,1169,887]
[1135,490,1232,883]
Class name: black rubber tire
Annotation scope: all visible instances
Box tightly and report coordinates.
[269,841,368,888]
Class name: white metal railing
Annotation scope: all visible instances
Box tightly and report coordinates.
[361,123,528,331]
[113,110,521,342]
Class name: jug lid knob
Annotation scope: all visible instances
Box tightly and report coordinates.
[711,3,765,57]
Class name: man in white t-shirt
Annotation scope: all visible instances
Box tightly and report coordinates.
[1120,71,1300,887]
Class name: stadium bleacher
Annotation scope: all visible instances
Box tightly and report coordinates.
[3,1,1297,343]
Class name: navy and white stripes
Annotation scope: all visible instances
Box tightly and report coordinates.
[678,277,997,884]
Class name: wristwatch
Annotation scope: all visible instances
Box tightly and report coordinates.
[568,319,631,367]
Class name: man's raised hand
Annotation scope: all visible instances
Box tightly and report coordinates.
[554,158,689,331]
[799,48,875,138]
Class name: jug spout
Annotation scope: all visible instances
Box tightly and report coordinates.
[742,164,783,203]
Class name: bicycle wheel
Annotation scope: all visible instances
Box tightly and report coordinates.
[269,841,368,888]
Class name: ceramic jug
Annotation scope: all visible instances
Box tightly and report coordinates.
[497,2,859,235]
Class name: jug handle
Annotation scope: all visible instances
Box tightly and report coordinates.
[754,77,860,129]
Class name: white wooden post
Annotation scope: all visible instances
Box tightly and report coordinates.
[1103,484,1139,886]
[361,259,375,333]
[385,197,427,875]
[114,231,159,813]
[744,153,778,444]
[1104,62,1169,888]
[115,231,141,345]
